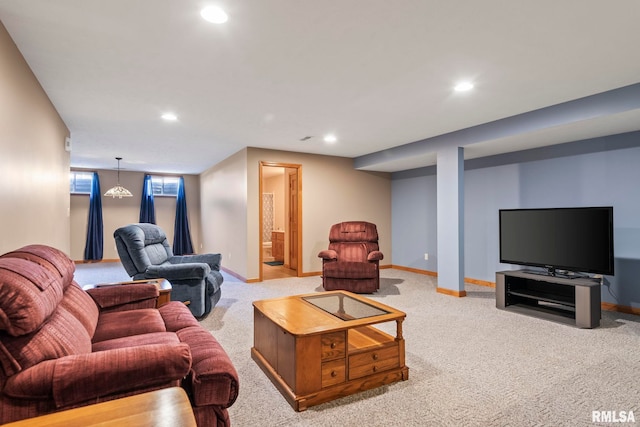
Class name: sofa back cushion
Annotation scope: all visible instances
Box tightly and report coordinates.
[1,245,75,286]
[114,223,173,277]
[0,258,64,337]
[0,246,95,377]
[328,221,379,243]
[0,300,94,377]
[329,242,369,263]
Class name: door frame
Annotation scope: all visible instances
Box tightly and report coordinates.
[259,161,302,281]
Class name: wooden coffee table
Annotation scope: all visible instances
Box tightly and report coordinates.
[252,290,409,411]
[3,387,196,427]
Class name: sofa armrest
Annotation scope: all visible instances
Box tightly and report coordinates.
[85,283,158,311]
[146,263,210,281]
[177,326,239,408]
[170,253,221,271]
[3,343,191,408]
[52,343,192,408]
[367,251,384,262]
[318,249,338,260]
[3,359,58,400]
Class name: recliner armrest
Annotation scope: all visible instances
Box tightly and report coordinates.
[367,251,384,262]
[146,263,211,280]
[170,253,221,271]
[85,283,158,311]
[318,249,338,260]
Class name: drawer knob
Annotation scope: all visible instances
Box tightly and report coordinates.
[372,366,377,372]
[331,342,337,349]
[331,370,337,377]
[372,353,379,360]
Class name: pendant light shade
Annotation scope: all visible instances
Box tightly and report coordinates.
[104,157,133,198]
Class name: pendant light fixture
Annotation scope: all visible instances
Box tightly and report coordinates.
[104,157,133,198]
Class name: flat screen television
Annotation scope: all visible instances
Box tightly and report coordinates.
[499,207,614,277]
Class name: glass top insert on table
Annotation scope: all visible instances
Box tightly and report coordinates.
[302,293,390,320]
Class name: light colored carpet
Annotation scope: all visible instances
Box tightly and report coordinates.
[75,263,640,427]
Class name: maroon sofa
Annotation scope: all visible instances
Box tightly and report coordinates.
[0,245,238,426]
[318,221,384,293]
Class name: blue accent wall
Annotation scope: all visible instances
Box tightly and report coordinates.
[391,133,640,309]
[391,167,436,271]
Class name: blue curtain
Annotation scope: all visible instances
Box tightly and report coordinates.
[139,174,156,224]
[83,172,104,261]
[173,176,194,255]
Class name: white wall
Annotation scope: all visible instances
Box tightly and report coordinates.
[0,22,70,255]
[200,149,249,278]
[200,147,392,281]
[247,148,391,280]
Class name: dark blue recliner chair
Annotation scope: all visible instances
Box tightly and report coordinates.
[114,223,223,319]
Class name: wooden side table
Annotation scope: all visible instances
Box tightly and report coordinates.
[3,387,196,427]
[82,278,172,307]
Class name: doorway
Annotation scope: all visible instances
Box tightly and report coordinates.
[259,162,302,280]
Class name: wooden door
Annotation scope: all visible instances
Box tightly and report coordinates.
[288,170,298,271]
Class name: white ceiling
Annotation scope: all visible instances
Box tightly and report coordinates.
[1,1,640,174]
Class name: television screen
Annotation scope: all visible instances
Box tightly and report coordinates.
[499,207,614,276]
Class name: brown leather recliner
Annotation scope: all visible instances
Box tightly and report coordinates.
[317,221,383,293]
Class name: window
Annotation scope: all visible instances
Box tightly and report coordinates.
[70,171,93,194]
[151,175,179,196]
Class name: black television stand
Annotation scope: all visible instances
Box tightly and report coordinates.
[496,270,601,328]
[522,268,588,280]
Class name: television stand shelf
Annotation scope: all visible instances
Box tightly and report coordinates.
[496,270,601,328]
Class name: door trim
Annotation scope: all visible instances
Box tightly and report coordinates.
[259,161,302,281]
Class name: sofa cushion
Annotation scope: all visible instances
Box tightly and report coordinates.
[114,223,171,276]
[323,261,378,279]
[0,258,64,337]
[92,309,166,343]
[59,283,99,339]
[1,245,75,287]
[0,305,92,377]
[328,221,378,242]
[92,331,179,352]
[158,301,201,332]
[331,242,368,263]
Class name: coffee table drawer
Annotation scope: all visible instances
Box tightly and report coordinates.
[321,331,345,360]
[322,359,346,387]
[349,346,399,379]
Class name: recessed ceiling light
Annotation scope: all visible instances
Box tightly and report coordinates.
[201,6,228,24]
[454,81,474,92]
[324,134,337,144]
[161,113,178,121]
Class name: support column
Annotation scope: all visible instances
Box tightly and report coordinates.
[436,146,466,297]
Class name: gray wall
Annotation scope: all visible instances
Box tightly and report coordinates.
[391,132,640,309]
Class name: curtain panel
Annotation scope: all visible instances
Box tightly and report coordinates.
[139,174,156,224]
[83,172,104,261]
[173,176,194,255]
